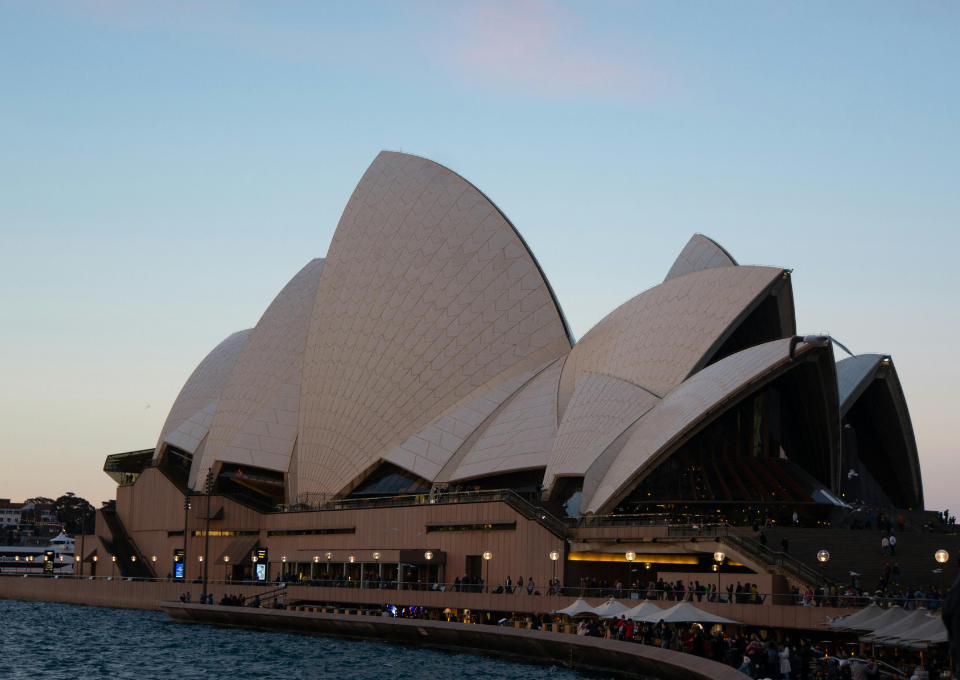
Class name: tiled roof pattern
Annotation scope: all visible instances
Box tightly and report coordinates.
[451,357,565,481]
[193,259,324,486]
[664,234,738,282]
[154,329,251,458]
[545,373,660,491]
[558,265,784,415]
[297,152,571,496]
[381,362,549,482]
[162,399,218,455]
[585,338,800,514]
[836,354,883,416]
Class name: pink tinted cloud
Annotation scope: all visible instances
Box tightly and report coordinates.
[61,0,675,103]
[437,0,671,102]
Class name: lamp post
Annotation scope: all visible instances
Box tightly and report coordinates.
[714,551,725,602]
[550,550,560,589]
[936,549,949,593]
[182,496,191,581]
[817,550,830,588]
[625,551,636,594]
[202,470,213,600]
[483,551,492,593]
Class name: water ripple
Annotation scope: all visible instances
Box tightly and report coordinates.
[1,600,600,680]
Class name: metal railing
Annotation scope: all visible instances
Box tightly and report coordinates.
[274,489,570,539]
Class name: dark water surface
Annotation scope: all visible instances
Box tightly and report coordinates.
[1,599,602,679]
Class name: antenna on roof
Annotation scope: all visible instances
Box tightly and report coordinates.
[789,335,855,361]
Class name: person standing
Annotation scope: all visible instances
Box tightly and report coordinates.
[516,576,524,596]
[504,575,512,594]
[898,513,905,532]
[889,534,897,556]
[781,536,790,555]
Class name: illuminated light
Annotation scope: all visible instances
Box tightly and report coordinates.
[625,551,636,563]
[112,557,116,562]
[198,556,203,562]
[936,549,949,564]
[152,556,157,562]
[714,551,725,563]
[424,551,433,561]
[817,550,830,563]
[326,552,332,560]
[712,564,718,572]
[252,556,258,563]
[549,551,560,561]
[645,563,651,569]
[314,556,319,563]
[75,556,80,562]
[131,556,136,562]
[567,552,698,565]
[282,556,286,563]
[224,556,230,563]
[373,552,381,561]
[349,556,355,563]
[482,551,492,561]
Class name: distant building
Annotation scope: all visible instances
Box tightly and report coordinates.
[0,500,24,526]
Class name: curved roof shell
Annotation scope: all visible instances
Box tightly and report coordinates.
[836,354,923,509]
[544,373,659,494]
[557,265,788,420]
[381,360,552,483]
[664,234,738,282]
[583,338,839,515]
[154,328,251,458]
[296,151,573,496]
[189,259,325,490]
[448,356,565,481]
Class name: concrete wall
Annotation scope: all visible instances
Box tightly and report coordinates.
[0,576,848,630]
[164,602,746,680]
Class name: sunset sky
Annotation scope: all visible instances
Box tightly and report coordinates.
[1,1,957,510]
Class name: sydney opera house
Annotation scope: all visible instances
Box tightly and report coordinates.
[83,151,923,593]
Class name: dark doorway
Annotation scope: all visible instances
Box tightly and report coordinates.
[465,555,482,579]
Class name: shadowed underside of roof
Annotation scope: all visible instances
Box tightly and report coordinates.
[584,338,839,515]
[837,354,923,509]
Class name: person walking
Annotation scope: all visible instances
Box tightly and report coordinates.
[881,535,890,556]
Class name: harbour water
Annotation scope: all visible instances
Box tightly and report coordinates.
[1,599,598,679]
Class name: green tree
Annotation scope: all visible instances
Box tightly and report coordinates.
[22,497,54,522]
[52,493,96,534]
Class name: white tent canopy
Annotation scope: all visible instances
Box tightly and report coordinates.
[632,601,741,625]
[552,597,598,617]
[862,608,932,642]
[607,601,664,621]
[858,606,908,633]
[828,604,884,630]
[896,616,947,648]
[591,598,630,618]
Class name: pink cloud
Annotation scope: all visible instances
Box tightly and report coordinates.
[58,0,676,103]
[436,0,672,102]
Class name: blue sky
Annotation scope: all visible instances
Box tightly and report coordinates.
[1,1,957,510]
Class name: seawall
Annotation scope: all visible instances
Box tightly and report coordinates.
[159,601,746,680]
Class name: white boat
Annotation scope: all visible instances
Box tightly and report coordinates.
[0,531,75,574]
